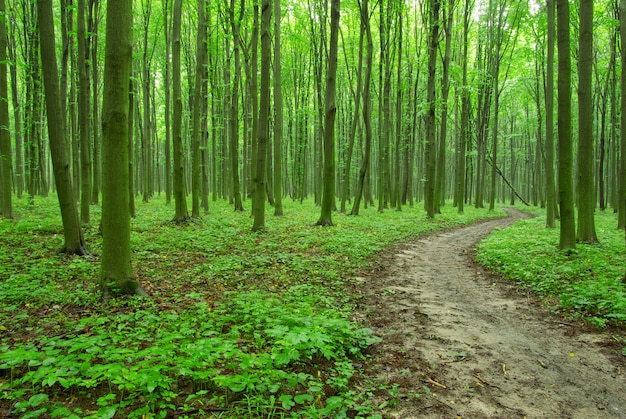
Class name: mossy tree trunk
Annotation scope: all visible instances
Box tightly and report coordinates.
[100,0,147,297]
[316,0,340,227]
[556,0,576,250]
[0,0,11,219]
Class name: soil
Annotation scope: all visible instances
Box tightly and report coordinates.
[354,208,626,418]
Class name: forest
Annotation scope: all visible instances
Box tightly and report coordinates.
[1,0,626,417]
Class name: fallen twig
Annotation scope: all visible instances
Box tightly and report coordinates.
[425,377,447,389]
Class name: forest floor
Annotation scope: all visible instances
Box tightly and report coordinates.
[354,209,626,418]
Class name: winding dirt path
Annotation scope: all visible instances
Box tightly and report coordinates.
[355,209,626,418]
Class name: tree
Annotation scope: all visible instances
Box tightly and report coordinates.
[252,0,270,232]
[273,0,284,216]
[576,0,597,244]
[350,0,373,216]
[191,0,207,218]
[171,0,189,223]
[100,0,148,297]
[424,0,440,218]
[78,0,92,225]
[316,0,340,226]
[544,0,557,227]
[617,0,626,232]
[227,0,245,212]
[556,0,575,250]
[0,0,11,219]
[37,0,88,255]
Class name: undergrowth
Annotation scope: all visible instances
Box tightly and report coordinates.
[477,208,626,328]
[0,195,503,418]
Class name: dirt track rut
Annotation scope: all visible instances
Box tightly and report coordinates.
[356,209,626,418]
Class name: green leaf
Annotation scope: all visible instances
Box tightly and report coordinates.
[279,394,295,410]
[28,393,49,407]
[294,394,314,404]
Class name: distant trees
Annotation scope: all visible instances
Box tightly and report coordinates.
[1,0,623,255]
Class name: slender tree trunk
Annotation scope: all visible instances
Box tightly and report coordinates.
[252,0,271,231]
[273,0,284,216]
[172,0,189,222]
[0,0,11,218]
[424,0,440,218]
[457,0,471,214]
[394,5,403,212]
[350,0,372,216]
[229,0,245,211]
[342,22,364,214]
[545,0,557,227]
[38,0,88,254]
[128,76,136,217]
[576,0,597,243]
[619,0,626,230]
[435,0,454,212]
[163,0,172,204]
[8,12,22,200]
[78,0,92,225]
[89,0,100,204]
[191,0,207,218]
[557,0,576,250]
[317,0,340,226]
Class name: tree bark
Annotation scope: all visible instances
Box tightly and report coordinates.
[252,0,271,231]
[37,0,88,255]
[424,0,440,218]
[191,0,207,218]
[316,0,340,226]
[0,0,11,219]
[576,0,597,244]
[78,0,92,225]
[545,0,557,227]
[556,0,576,250]
[273,0,284,216]
[101,0,147,297]
[172,0,189,222]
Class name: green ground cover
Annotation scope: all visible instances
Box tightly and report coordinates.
[0,196,503,418]
[477,208,626,329]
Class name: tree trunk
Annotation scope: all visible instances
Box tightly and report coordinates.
[556,0,576,250]
[100,0,147,298]
[545,0,557,227]
[7,11,22,200]
[435,0,454,213]
[424,0,440,218]
[78,0,92,225]
[191,0,207,218]
[0,0,11,219]
[273,0,284,216]
[252,0,271,231]
[350,0,372,216]
[576,0,598,244]
[229,0,245,212]
[172,0,189,222]
[619,0,626,230]
[316,0,340,226]
[37,0,88,255]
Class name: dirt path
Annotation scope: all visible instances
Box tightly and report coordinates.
[355,209,626,418]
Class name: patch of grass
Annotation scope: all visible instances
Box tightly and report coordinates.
[1,195,501,418]
[476,208,626,328]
